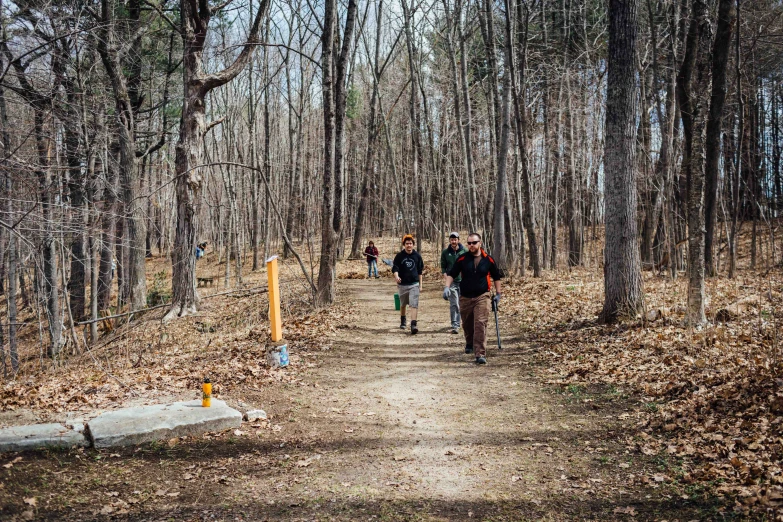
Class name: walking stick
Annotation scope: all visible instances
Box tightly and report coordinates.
[491,295,502,350]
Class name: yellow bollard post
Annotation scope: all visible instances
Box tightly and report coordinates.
[267,256,282,342]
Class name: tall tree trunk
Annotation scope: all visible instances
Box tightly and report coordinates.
[493,0,513,270]
[402,0,424,244]
[602,0,643,321]
[676,0,711,326]
[704,0,736,276]
[442,0,478,230]
[98,145,118,311]
[6,54,64,356]
[317,0,338,304]
[565,77,582,267]
[505,0,540,276]
[166,0,269,319]
[316,0,358,304]
[65,111,86,320]
[0,69,15,374]
[97,0,148,311]
[38,115,63,358]
[350,0,385,259]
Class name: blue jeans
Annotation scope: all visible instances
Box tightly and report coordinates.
[367,259,378,277]
[448,282,461,328]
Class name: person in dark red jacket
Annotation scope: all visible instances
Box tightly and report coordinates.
[443,232,503,365]
[364,241,380,279]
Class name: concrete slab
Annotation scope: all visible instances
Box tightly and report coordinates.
[0,423,87,452]
[86,400,242,448]
[243,409,267,422]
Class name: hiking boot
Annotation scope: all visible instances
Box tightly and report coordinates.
[411,320,418,335]
[451,327,459,334]
[475,356,487,365]
[400,316,407,329]
[464,344,473,354]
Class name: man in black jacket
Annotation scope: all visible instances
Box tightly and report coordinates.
[443,233,502,364]
[392,234,425,334]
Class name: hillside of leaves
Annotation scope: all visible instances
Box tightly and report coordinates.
[0,253,356,422]
[499,234,781,518]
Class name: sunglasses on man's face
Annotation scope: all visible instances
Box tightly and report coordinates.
[467,241,479,245]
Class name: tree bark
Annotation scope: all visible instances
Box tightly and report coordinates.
[4,50,64,356]
[493,1,512,269]
[97,0,148,311]
[601,0,643,322]
[676,0,711,326]
[166,0,269,319]
[504,0,540,276]
[316,0,359,305]
[0,67,15,373]
[565,77,582,267]
[350,0,385,259]
[704,0,736,276]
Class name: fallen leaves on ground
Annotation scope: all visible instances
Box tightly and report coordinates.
[503,260,782,517]
[0,255,357,424]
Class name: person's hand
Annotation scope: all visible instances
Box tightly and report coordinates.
[442,287,451,301]
[492,293,501,306]
[395,275,401,284]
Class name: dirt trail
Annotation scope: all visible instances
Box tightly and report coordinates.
[1,279,705,521]
[254,279,669,520]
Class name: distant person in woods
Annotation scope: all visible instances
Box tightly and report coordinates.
[364,241,380,279]
[443,233,503,365]
[195,241,207,260]
[441,232,467,334]
[392,234,425,334]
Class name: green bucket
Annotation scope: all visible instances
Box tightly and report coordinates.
[394,293,400,311]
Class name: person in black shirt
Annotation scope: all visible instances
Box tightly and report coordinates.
[392,234,425,334]
[443,233,503,364]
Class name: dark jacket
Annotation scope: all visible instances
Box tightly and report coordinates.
[440,244,467,282]
[392,250,424,285]
[364,245,379,263]
[447,248,503,298]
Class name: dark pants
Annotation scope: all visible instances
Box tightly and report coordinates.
[459,293,490,357]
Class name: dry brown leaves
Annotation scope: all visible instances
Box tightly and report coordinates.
[0,255,356,424]
[504,264,782,517]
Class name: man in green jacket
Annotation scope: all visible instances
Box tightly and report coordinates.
[440,232,467,334]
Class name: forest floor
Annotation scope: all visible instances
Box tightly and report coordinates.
[0,237,780,521]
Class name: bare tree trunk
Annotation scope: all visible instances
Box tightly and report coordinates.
[704,0,736,276]
[6,55,64,357]
[442,0,478,230]
[317,0,359,304]
[98,143,119,310]
[166,0,269,319]
[493,0,513,269]
[317,0,339,304]
[0,69,15,374]
[602,0,643,322]
[350,0,386,259]
[565,77,582,267]
[676,0,711,326]
[402,0,424,245]
[65,114,86,320]
[97,0,147,311]
[503,0,540,276]
[38,118,63,359]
